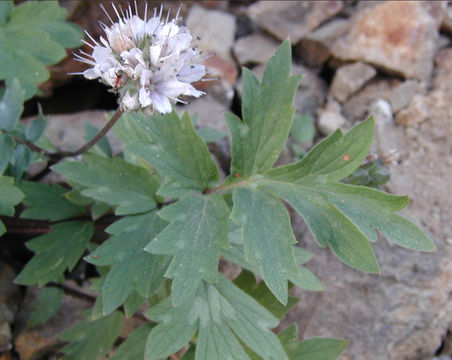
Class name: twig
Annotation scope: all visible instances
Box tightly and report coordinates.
[13,108,123,164]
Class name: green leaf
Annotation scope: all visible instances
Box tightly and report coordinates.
[84,122,112,157]
[59,311,123,360]
[144,193,230,306]
[233,270,298,319]
[316,182,434,251]
[0,175,24,216]
[0,2,13,25]
[85,211,169,315]
[0,78,24,131]
[231,187,299,304]
[268,117,375,183]
[10,144,32,181]
[223,244,323,293]
[0,220,5,236]
[145,277,287,360]
[25,104,47,142]
[227,40,301,178]
[20,181,86,221]
[0,133,14,174]
[111,323,154,360]
[262,181,380,273]
[0,1,82,98]
[290,113,316,145]
[127,111,219,192]
[14,221,94,286]
[27,287,63,327]
[123,290,145,318]
[278,325,348,360]
[196,127,228,143]
[53,154,159,215]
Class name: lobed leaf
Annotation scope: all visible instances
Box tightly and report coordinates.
[53,154,159,215]
[59,311,123,360]
[278,325,348,360]
[14,221,94,286]
[27,287,63,327]
[231,187,300,304]
[0,78,24,131]
[0,175,24,216]
[144,193,230,306]
[110,324,154,360]
[0,1,82,98]
[127,111,219,193]
[85,211,169,315]
[20,181,86,221]
[227,40,301,179]
[145,277,287,360]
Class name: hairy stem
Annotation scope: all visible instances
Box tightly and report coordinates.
[13,109,123,164]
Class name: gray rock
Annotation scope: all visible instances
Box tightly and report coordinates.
[390,80,424,113]
[295,18,349,67]
[0,262,20,353]
[247,1,343,44]
[233,33,279,66]
[236,63,327,117]
[15,284,93,360]
[317,101,347,135]
[283,43,452,360]
[332,1,440,81]
[330,62,377,103]
[441,6,452,33]
[186,5,236,61]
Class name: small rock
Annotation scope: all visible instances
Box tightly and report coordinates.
[369,99,398,156]
[342,79,402,122]
[441,6,452,33]
[395,94,430,127]
[0,262,21,353]
[330,62,377,103]
[15,285,92,360]
[235,63,327,117]
[247,1,343,44]
[390,80,424,113]
[317,101,347,135]
[332,1,440,80]
[233,33,279,66]
[196,55,238,106]
[295,18,349,67]
[186,5,236,61]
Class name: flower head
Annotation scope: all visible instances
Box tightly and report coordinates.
[71,2,206,114]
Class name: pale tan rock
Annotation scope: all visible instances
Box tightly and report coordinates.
[186,5,235,61]
[296,19,349,67]
[233,33,279,66]
[317,101,347,135]
[247,1,343,44]
[332,1,440,80]
[330,62,377,103]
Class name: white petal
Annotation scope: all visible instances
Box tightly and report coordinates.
[122,91,139,110]
[140,69,153,86]
[151,92,172,114]
[177,64,206,83]
[155,79,189,98]
[139,87,152,107]
[149,44,162,65]
[83,68,100,80]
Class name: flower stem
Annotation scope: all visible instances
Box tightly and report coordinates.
[53,108,123,160]
[14,109,123,171]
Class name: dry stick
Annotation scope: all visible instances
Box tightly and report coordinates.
[15,109,124,163]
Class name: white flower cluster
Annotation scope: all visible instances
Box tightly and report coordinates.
[72,2,206,114]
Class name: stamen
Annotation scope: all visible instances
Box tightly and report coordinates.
[128,3,133,18]
[111,3,122,22]
[119,4,125,19]
[81,39,95,49]
[99,3,114,25]
[67,71,85,75]
[134,0,138,17]
[74,57,96,66]
[175,4,182,21]
[158,5,163,20]
[84,30,101,46]
[98,20,108,31]
[165,8,171,24]
[200,77,221,82]
[79,49,94,58]
[144,2,148,22]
